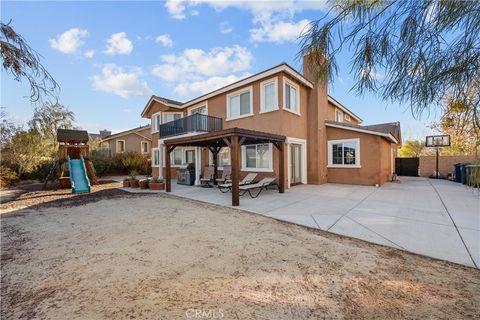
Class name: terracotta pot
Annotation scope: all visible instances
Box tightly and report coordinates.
[59,177,71,189]
[123,180,130,187]
[149,182,165,190]
[130,179,139,188]
[139,180,149,189]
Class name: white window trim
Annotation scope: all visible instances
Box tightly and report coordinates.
[259,77,279,114]
[208,147,231,169]
[116,139,126,153]
[162,146,184,168]
[335,108,344,122]
[184,147,196,164]
[162,112,184,124]
[286,137,307,188]
[151,112,161,133]
[187,101,208,115]
[226,86,253,121]
[283,78,301,116]
[241,143,274,172]
[344,114,351,122]
[152,147,160,167]
[327,138,361,168]
[141,141,149,154]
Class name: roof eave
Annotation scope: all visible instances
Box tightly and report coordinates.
[325,122,399,144]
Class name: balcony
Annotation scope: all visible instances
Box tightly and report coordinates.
[159,113,223,138]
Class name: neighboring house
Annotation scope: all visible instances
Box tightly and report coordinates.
[141,57,401,187]
[100,125,152,157]
[88,129,112,141]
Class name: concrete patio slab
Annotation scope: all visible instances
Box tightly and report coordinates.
[329,216,403,249]
[346,209,473,266]
[133,176,479,268]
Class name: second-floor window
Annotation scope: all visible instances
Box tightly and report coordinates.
[260,78,278,112]
[152,113,161,133]
[163,113,182,123]
[284,80,299,114]
[227,87,252,120]
[189,105,207,115]
[335,109,344,122]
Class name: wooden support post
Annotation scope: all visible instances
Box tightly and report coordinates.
[166,145,172,192]
[278,141,285,193]
[231,135,240,206]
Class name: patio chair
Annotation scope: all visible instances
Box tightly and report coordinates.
[218,173,258,193]
[239,177,277,198]
[200,166,214,188]
[215,165,231,184]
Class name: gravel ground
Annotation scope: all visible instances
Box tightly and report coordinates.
[1,185,479,319]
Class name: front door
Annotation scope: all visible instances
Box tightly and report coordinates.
[289,144,302,185]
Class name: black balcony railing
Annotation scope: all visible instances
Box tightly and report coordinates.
[159,113,223,138]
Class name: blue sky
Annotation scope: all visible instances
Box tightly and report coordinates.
[1,0,439,138]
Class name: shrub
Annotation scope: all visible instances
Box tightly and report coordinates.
[150,177,164,183]
[120,152,148,174]
[90,156,123,176]
[0,166,19,187]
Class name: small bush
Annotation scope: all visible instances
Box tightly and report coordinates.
[120,152,148,174]
[0,166,19,187]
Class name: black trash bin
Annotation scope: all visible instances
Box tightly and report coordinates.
[461,164,471,184]
[454,163,462,183]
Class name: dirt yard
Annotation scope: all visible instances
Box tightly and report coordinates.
[1,187,479,319]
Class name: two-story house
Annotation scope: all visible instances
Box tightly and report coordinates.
[100,125,152,157]
[141,57,400,194]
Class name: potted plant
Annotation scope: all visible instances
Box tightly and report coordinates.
[139,178,150,189]
[149,178,165,190]
[129,171,139,188]
[122,177,130,187]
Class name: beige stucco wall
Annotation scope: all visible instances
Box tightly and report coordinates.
[326,127,394,186]
[105,131,151,156]
[419,155,477,177]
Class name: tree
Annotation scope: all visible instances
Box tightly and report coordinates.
[0,109,20,149]
[431,95,479,156]
[29,102,75,152]
[2,129,50,176]
[399,140,426,158]
[1,20,58,103]
[299,0,480,124]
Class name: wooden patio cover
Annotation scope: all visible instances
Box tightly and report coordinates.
[163,127,286,206]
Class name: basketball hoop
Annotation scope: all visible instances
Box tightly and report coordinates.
[425,135,451,179]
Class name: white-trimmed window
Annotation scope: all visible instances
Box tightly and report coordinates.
[209,147,231,168]
[151,112,161,133]
[171,149,183,166]
[116,140,125,153]
[227,87,252,120]
[188,104,207,115]
[260,78,278,113]
[284,79,300,114]
[242,143,273,172]
[327,139,361,168]
[152,148,160,167]
[335,109,344,122]
[141,141,149,154]
[163,112,182,123]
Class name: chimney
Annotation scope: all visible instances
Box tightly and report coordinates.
[99,129,112,138]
